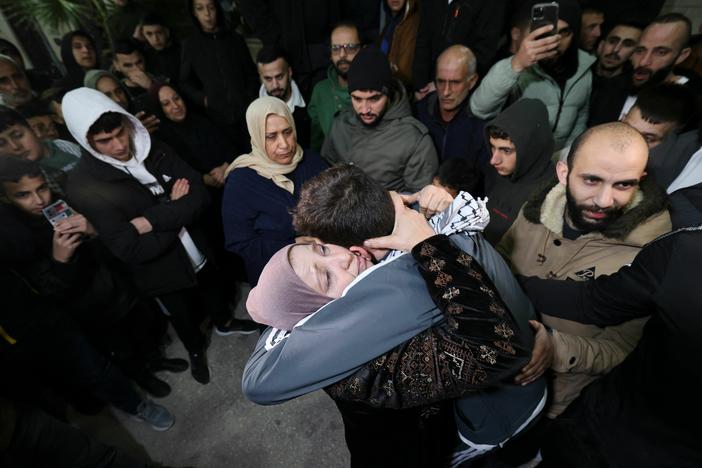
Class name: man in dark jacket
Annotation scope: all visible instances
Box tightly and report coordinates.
[140,13,181,84]
[416,45,487,179]
[180,0,259,153]
[520,225,702,468]
[482,99,555,244]
[412,0,507,98]
[62,88,256,385]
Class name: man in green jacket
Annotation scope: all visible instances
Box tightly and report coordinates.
[322,47,438,192]
[307,22,361,151]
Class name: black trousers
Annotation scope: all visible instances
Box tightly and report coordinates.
[157,263,232,353]
[333,399,457,468]
[0,317,142,415]
[1,403,151,468]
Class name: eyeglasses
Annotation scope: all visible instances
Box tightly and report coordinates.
[330,43,361,54]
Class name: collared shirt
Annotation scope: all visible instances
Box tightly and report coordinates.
[259,79,306,113]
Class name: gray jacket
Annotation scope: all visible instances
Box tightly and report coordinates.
[321,82,438,192]
[242,232,545,444]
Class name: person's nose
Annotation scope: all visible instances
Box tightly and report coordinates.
[489,149,500,166]
[276,133,289,150]
[594,186,614,209]
[339,47,348,58]
[440,81,451,97]
[30,192,44,206]
[8,138,22,153]
[612,40,622,53]
[639,50,654,67]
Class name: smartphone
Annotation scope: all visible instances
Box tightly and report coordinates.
[42,199,74,226]
[131,92,160,117]
[530,2,559,36]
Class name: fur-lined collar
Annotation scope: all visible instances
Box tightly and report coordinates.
[524,177,669,239]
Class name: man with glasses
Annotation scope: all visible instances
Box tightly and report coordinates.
[307,22,361,150]
[416,45,488,177]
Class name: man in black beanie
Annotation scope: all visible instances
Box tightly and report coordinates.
[470,0,594,150]
[321,47,438,192]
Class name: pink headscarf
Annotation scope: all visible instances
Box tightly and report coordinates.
[247,244,333,330]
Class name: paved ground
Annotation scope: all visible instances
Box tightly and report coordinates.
[71,283,350,468]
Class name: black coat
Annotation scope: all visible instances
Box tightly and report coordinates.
[180,28,259,127]
[65,141,212,297]
[520,226,702,467]
[144,42,182,85]
[412,0,507,88]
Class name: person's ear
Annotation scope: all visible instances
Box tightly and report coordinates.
[467,73,479,90]
[556,160,569,186]
[349,245,372,260]
[675,47,692,65]
[288,65,293,80]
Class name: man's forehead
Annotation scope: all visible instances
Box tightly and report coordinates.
[331,28,359,44]
[351,90,383,98]
[609,25,641,40]
[116,51,140,63]
[0,124,25,137]
[7,175,45,193]
[640,22,686,49]
[573,140,647,177]
[259,58,288,74]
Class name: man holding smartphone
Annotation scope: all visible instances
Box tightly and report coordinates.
[470,0,594,150]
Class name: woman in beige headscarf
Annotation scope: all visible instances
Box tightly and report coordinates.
[222,96,328,285]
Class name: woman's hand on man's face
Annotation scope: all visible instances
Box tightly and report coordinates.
[364,192,436,252]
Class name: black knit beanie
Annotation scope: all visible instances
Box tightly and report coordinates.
[347,47,393,94]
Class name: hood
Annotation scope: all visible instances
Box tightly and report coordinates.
[187,0,227,34]
[486,99,554,183]
[382,0,419,23]
[84,69,117,90]
[62,87,151,167]
[60,30,98,76]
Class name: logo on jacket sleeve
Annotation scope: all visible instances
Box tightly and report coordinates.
[573,267,596,280]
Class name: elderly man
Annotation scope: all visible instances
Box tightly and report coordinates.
[0,55,34,109]
[322,47,438,192]
[416,45,487,172]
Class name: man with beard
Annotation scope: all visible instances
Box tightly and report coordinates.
[593,21,643,80]
[494,122,671,462]
[470,0,594,150]
[0,55,35,109]
[321,46,438,192]
[256,45,311,148]
[307,22,360,151]
[589,13,694,126]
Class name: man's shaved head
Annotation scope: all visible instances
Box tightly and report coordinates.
[434,45,478,119]
[567,122,648,170]
[558,123,649,233]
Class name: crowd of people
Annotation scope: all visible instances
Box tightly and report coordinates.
[1,0,701,467]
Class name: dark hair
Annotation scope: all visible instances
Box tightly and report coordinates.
[330,21,361,42]
[650,13,692,48]
[15,100,52,120]
[87,111,127,136]
[0,157,43,186]
[485,125,510,141]
[256,44,290,66]
[436,159,482,195]
[41,87,69,104]
[634,83,697,129]
[0,105,29,133]
[113,39,142,57]
[141,12,167,28]
[292,164,394,247]
[602,19,645,38]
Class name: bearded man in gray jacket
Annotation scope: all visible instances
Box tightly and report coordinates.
[321,47,438,192]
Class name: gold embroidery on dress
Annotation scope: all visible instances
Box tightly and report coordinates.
[494,322,514,339]
[434,271,452,287]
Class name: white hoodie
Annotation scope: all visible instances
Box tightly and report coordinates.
[62,87,206,271]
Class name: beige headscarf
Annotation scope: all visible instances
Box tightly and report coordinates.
[225,96,303,193]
